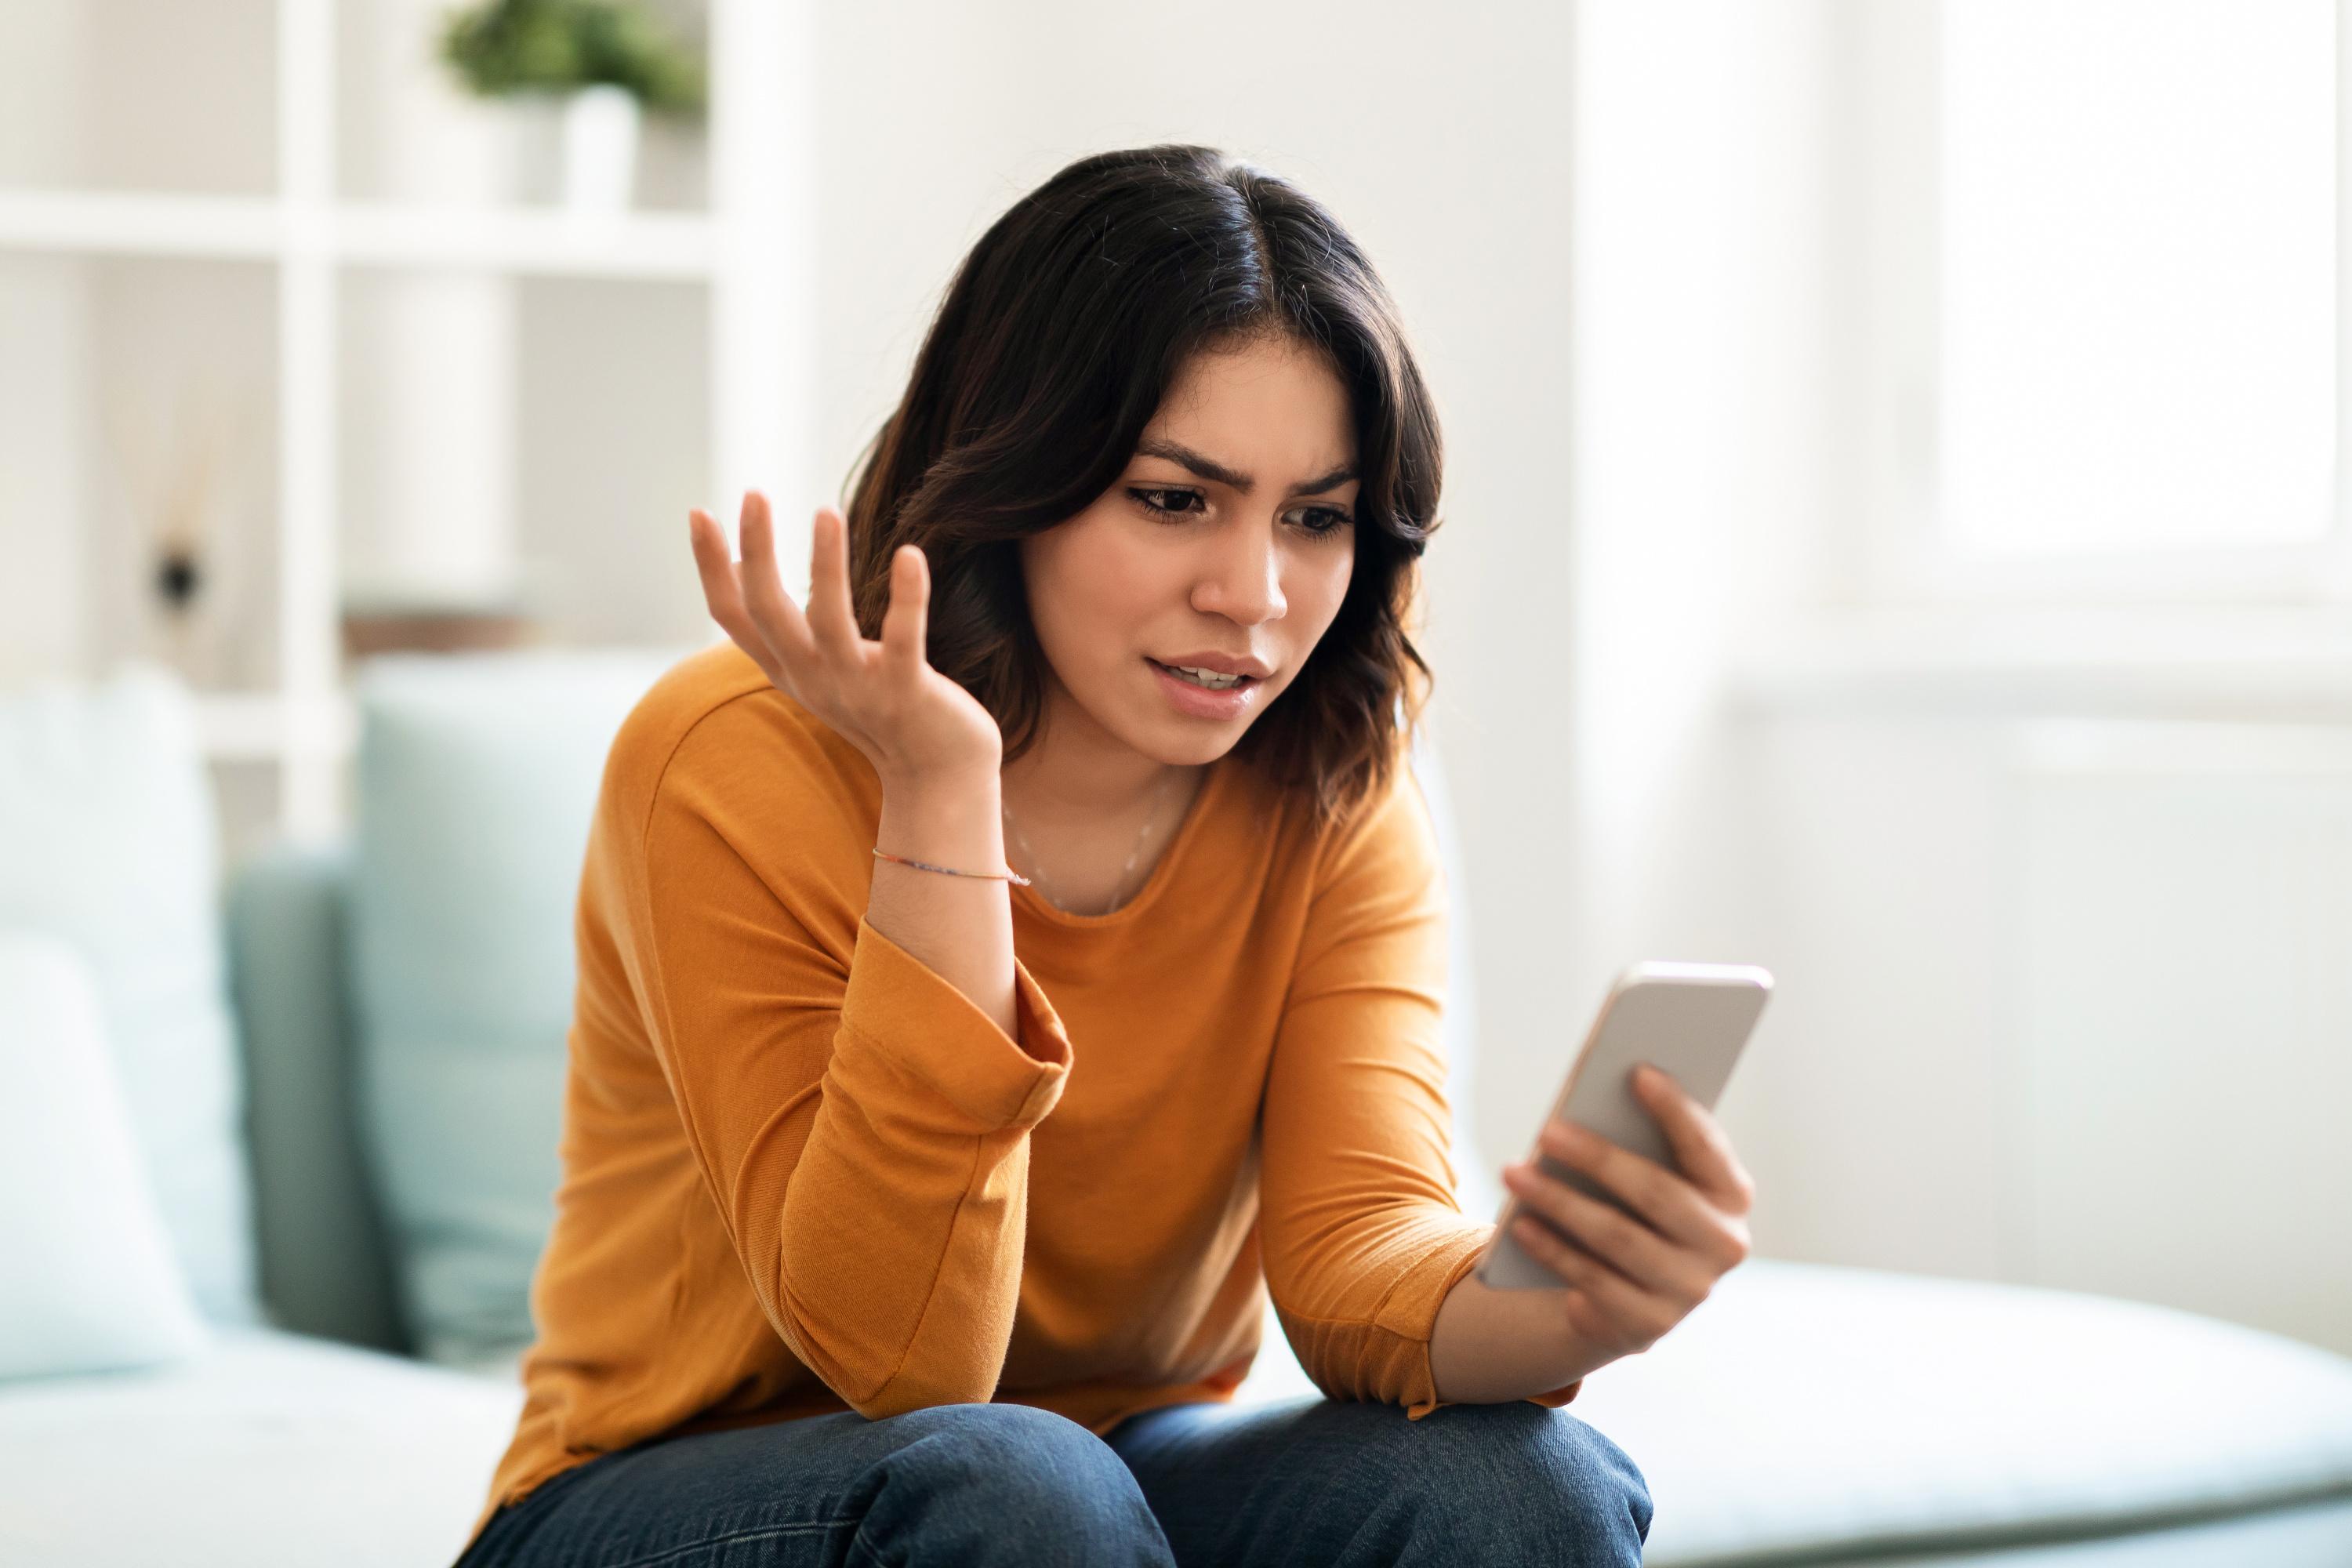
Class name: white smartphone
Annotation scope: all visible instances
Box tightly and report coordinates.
[1474,960,1773,1290]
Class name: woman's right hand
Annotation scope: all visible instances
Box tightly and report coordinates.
[688,491,1006,787]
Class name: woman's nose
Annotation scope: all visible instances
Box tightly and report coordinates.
[1196,521,1287,624]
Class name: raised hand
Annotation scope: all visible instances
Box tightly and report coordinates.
[1497,1065,1756,1359]
[687,491,1006,788]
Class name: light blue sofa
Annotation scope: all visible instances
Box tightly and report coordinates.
[6,651,2352,1567]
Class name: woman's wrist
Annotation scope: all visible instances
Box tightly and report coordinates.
[867,765,1020,1042]
[877,768,1007,873]
[1429,1258,1619,1406]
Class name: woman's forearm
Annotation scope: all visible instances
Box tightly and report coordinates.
[867,769,1022,1045]
[1428,1258,1615,1404]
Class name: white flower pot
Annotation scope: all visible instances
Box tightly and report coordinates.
[561,83,641,215]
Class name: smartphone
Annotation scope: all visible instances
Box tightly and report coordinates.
[1474,960,1773,1290]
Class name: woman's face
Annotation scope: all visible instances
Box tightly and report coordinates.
[1019,336,1361,768]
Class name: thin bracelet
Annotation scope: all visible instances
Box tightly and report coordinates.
[873,848,1033,886]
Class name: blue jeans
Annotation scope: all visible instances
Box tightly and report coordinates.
[455,1394,1652,1566]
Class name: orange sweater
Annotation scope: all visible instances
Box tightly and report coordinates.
[466,643,1580,1551]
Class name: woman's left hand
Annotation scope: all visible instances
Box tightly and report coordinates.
[1498,1064,1756,1361]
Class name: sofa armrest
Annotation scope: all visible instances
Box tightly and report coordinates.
[225,840,411,1354]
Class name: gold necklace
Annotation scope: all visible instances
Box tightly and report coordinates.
[1001,768,1180,915]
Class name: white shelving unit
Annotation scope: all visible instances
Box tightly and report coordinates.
[0,0,811,844]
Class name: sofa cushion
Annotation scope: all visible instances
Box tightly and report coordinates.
[1572,1258,2352,1565]
[226,840,409,1353]
[0,931,208,1379]
[0,666,258,1323]
[0,1326,523,1568]
[348,647,693,1366]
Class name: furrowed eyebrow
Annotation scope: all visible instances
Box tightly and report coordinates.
[1134,435,1357,495]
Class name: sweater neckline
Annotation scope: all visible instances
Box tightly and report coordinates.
[1010,757,1230,928]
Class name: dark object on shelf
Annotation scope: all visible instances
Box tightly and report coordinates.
[439,0,706,118]
[341,605,536,659]
[155,541,205,612]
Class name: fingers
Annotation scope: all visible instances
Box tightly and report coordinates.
[801,503,862,665]
[693,492,926,705]
[687,506,742,624]
[1502,1160,1716,1301]
[688,506,789,686]
[1537,1120,1750,1269]
[879,543,931,681]
[1504,1214,1679,1353]
[1632,1065,1759,1216]
[737,492,824,674]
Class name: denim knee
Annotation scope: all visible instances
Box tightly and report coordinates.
[1394,1403,1653,1566]
[1539,1410,1653,1552]
[867,1403,1173,1567]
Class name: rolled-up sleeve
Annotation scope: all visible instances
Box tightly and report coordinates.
[622,706,1072,1418]
[1258,759,1581,1418]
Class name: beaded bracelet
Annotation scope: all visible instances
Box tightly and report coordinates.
[873,847,1033,886]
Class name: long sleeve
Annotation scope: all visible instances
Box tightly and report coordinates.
[620,702,1073,1418]
[1258,757,1581,1419]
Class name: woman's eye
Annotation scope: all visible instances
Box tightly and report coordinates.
[1127,488,1353,535]
[1129,487,1206,517]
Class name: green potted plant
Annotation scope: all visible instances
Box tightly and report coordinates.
[438,0,706,213]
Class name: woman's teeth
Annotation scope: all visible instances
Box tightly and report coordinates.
[1159,662,1247,690]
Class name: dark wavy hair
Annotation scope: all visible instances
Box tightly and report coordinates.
[840,143,1443,826]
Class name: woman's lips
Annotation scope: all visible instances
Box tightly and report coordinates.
[1146,657,1260,720]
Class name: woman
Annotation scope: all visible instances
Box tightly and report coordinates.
[456,143,1755,1567]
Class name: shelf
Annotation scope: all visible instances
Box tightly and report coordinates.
[0,190,281,260]
[335,201,717,279]
[10,0,797,848]
[0,188,719,280]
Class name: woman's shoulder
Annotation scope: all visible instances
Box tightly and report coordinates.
[601,641,877,837]
[1296,739,1443,898]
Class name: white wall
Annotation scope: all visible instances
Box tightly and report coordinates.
[1558,2,1836,1018]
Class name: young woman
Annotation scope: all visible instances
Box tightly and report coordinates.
[456,143,1755,1568]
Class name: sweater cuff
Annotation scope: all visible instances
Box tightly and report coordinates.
[837,914,1072,1130]
[1401,1229,1584,1421]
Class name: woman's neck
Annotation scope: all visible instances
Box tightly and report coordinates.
[997,687,1203,823]
[997,688,1210,913]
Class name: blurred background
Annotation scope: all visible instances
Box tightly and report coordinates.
[2,0,2345,1386]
